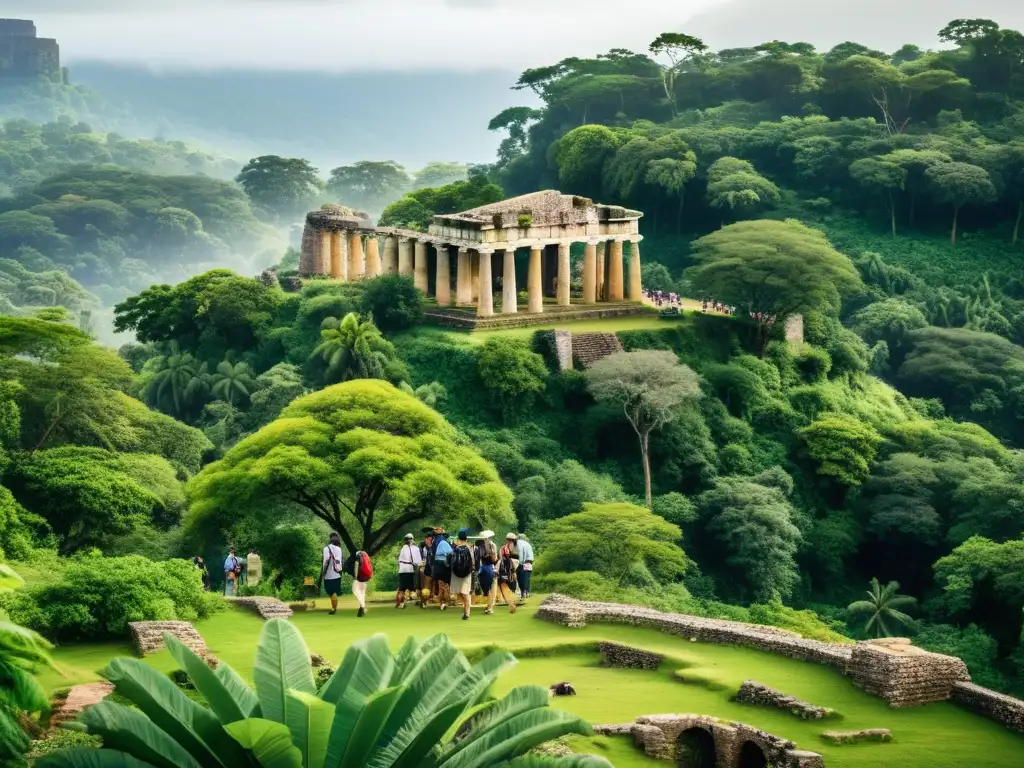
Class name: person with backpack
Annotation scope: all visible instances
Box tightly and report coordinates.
[496,533,518,614]
[516,534,535,600]
[477,531,499,614]
[317,532,345,615]
[448,529,476,620]
[432,530,453,610]
[346,548,373,617]
[396,533,422,608]
[223,547,242,596]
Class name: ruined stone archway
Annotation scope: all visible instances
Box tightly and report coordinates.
[675,727,716,768]
[737,740,768,768]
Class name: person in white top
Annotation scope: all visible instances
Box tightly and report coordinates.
[317,531,345,615]
[395,533,423,608]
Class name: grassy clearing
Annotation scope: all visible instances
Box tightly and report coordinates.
[38,597,1024,768]
[410,314,694,345]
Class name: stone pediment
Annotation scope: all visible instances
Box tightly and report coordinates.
[436,190,642,230]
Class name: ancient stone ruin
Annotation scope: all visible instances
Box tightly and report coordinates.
[733,680,835,720]
[128,621,212,661]
[230,596,294,620]
[821,729,892,745]
[951,681,1024,734]
[0,20,61,81]
[847,637,969,707]
[599,641,664,670]
[595,714,825,768]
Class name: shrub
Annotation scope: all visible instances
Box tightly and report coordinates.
[360,273,423,331]
[5,555,222,642]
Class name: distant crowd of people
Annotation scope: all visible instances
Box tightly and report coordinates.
[700,298,737,316]
[202,528,535,621]
[644,288,681,307]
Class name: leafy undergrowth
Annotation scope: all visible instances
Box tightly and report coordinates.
[36,599,1024,768]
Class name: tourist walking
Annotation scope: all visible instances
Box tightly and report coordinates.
[223,547,241,597]
[433,530,453,610]
[396,533,422,608]
[497,533,519,614]
[347,549,373,617]
[516,534,535,600]
[478,530,499,614]
[193,555,210,591]
[420,532,434,608]
[317,532,345,615]
[449,529,476,621]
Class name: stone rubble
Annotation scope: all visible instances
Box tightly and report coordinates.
[599,641,664,670]
[821,729,892,745]
[127,621,213,662]
[229,596,294,620]
[733,680,835,720]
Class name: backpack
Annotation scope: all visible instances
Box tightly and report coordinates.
[498,556,513,583]
[352,551,373,582]
[451,546,473,579]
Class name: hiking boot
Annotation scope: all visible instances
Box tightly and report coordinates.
[462,614,469,621]
[357,607,365,617]
[328,609,336,615]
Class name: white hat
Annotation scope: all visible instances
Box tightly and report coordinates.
[479,530,495,539]
[404,533,415,540]
[505,532,518,540]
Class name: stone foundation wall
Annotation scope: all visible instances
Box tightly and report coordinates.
[952,681,1024,734]
[128,621,211,661]
[599,641,664,670]
[229,596,294,620]
[733,681,834,720]
[822,729,892,745]
[847,639,969,707]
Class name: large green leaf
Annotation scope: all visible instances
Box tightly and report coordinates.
[505,756,614,768]
[165,634,251,725]
[286,691,334,768]
[438,709,593,768]
[35,749,159,768]
[389,636,422,685]
[101,657,251,768]
[216,660,261,718]
[226,719,303,768]
[78,701,202,768]
[330,686,403,768]
[253,619,317,725]
[368,699,467,768]
[317,634,394,706]
[445,686,550,752]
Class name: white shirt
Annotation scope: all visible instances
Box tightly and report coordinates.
[322,544,344,579]
[517,540,535,562]
[397,543,423,574]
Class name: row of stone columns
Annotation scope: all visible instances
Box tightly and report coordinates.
[318,230,395,281]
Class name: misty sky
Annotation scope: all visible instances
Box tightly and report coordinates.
[14,0,1024,72]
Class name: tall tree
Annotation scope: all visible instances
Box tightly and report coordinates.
[147,351,209,420]
[705,157,780,223]
[686,219,861,352]
[210,361,255,407]
[649,32,709,115]
[586,350,702,507]
[310,312,397,385]
[848,578,918,638]
[186,380,514,556]
[326,160,411,214]
[235,155,321,223]
[849,157,907,237]
[925,162,997,246]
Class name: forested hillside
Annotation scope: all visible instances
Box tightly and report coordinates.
[1,17,1023,748]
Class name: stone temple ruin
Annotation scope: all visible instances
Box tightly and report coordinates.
[0,20,62,82]
[299,191,644,319]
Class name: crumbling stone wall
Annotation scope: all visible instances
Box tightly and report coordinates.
[230,596,294,620]
[0,20,60,80]
[822,729,891,745]
[128,621,211,661]
[733,680,834,720]
[847,638,969,707]
[599,641,663,670]
[952,681,1024,734]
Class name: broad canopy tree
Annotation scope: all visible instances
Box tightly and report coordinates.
[186,380,513,557]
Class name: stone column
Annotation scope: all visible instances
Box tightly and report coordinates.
[477,250,494,317]
[502,249,517,314]
[557,242,571,306]
[608,239,625,301]
[471,252,480,302]
[527,246,544,314]
[435,244,452,305]
[319,230,332,276]
[382,235,399,274]
[398,238,414,276]
[628,240,642,301]
[347,232,365,280]
[365,236,381,277]
[583,242,598,303]
[414,240,429,294]
[328,230,344,279]
[456,248,473,305]
[597,242,606,301]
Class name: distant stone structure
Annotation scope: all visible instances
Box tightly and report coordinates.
[0,20,61,81]
[128,621,212,661]
[230,595,294,620]
[299,191,645,317]
[733,680,835,720]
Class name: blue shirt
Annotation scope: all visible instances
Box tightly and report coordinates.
[223,555,240,573]
[517,540,535,562]
[434,538,452,561]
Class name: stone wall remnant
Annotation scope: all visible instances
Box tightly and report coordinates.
[847,639,969,707]
[952,681,1024,734]
[128,621,212,661]
[821,729,892,745]
[230,596,294,620]
[598,641,664,670]
[733,680,835,720]
[0,19,61,80]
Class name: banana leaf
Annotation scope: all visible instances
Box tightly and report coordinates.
[216,660,261,719]
[326,686,402,768]
[78,700,203,768]
[444,686,550,751]
[367,699,467,768]
[35,748,160,768]
[226,718,303,768]
[317,635,394,706]
[253,620,316,726]
[165,634,253,725]
[438,709,593,768]
[286,691,334,768]
[504,756,614,768]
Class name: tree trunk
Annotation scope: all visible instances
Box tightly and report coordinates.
[889,191,897,238]
[640,433,653,509]
[951,206,959,247]
[1014,200,1022,245]
[676,192,685,235]
[908,193,916,227]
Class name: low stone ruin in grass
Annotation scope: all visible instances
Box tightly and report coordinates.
[733,680,836,720]
[821,729,892,745]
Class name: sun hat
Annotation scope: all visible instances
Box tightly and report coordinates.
[404,533,414,540]
[479,530,495,539]
[505,532,518,540]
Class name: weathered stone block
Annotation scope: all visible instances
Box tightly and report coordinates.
[734,680,835,720]
[230,596,294,620]
[599,641,663,670]
[128,621,212,662]
[822,729,892,745]
[952,681,1024,734]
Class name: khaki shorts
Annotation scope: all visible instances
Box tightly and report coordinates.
[450,573,472,596]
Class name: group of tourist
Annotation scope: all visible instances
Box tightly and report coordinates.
[701,298,736,315]
[644,288,681,307]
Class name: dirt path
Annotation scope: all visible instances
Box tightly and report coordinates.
[50,681,113,727]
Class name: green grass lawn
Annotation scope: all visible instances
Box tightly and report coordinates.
[402,314,692,346]
[39,597,1024,768]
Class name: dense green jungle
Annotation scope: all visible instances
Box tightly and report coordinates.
[2,16,1024,765]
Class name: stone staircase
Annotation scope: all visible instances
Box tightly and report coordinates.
[572,332,623,368]
[231,596,294,620]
